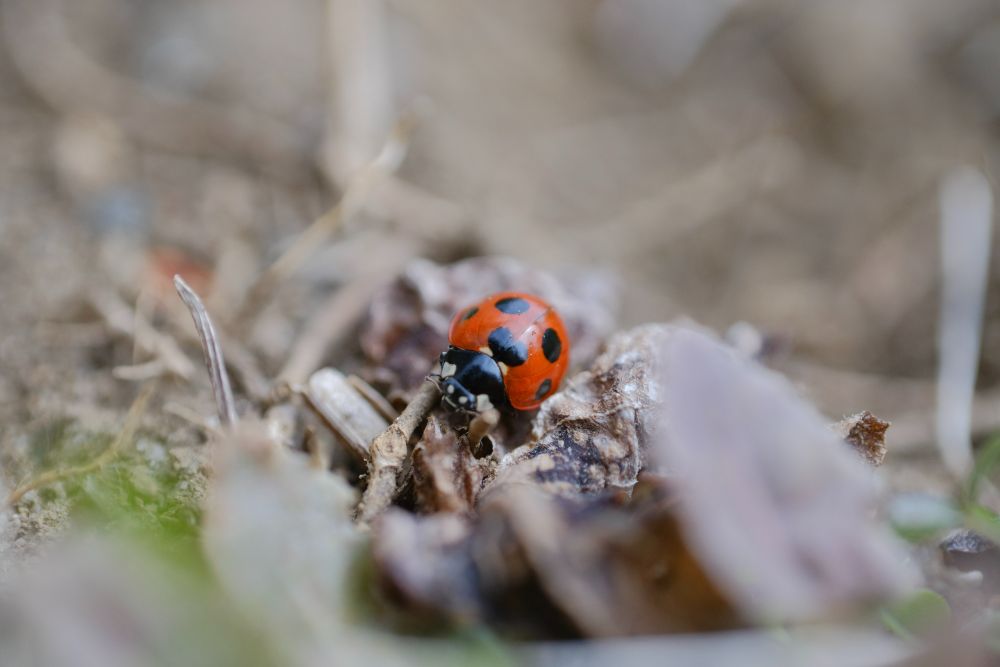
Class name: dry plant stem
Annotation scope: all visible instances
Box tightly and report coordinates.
[174,276,238,427]
[357,380,440,524]
[163,401,219,435]
[303,427,329,471]
[277,278,387,386]
[112,359,166,381]
[892,386,1000,453]
[89,288,195,379]
[347,374,398,421]
[322,0,394,187]
[466,408,499,449]
[6,385,154,506]
[159,303,270,403]
[235,116,413,327]
[937,167,993,480]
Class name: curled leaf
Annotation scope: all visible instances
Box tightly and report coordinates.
[654,327,919,623]
[491,324,671,495]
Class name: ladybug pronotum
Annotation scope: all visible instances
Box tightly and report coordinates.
[435,292,569,413]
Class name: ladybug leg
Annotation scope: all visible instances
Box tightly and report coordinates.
[475,394,494,412]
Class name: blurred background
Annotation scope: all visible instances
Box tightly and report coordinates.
[4,0,1000,449]
[4,0,1000,663]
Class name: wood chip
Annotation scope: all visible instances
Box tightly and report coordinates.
[304,368,389,461]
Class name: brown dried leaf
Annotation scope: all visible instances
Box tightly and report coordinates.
[484,484,736,636]
[360,256,617,396]
[372,511,486,628]
[490,324,671,495]
[374,323,917,637]
[411,415,495,514]
[834,410,890,466]
[374,482,735,637]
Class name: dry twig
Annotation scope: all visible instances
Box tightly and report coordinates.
[937,167,993,480]
[356,380,441,525]
[163,401,218,435]
[466,408,499,455]
[174,276,238,427]
[235,116,413,326]
[302,368,389,461]
[89,288,196,380]
[322,0,395,188]
[277,279,387,386]
[347,374,398,422]
[5,385,154,507]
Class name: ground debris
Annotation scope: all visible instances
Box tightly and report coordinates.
[304,367,389,461]
[357,381,441,525]
[940,530,1000,590]
[360,256,617,397]
[490,324,671,496]
[411,416,495,514]
[374,481,734,637]
[655,327,919,623]
[371,323,919,636]
[835,410,890,466]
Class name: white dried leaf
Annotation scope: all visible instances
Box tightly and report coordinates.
[655,328,920,622]
[305,368,388,458]
[202,424,444,666]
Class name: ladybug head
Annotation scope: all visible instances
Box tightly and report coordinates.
[437,347,508,413]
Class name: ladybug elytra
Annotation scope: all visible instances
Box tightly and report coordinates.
[435,292,569,412]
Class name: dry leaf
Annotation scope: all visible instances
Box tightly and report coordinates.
[411,415,495,514]
[375,481,735,637]
[490,324,671,495]
[654,326,919,623]
[835,410,890,466]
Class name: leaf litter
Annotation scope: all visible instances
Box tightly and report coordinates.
[0,256,950,665]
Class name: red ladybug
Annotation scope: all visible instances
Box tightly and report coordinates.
[436,292,569,412]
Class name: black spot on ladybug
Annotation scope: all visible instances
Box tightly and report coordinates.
[541,328,561,363]
[495,297,530,314]
[535,378,552,400]
[462,306,478,321]
[488,327,528,366]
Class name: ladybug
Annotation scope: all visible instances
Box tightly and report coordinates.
[436,292,569,413]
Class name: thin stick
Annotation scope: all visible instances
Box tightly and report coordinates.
[466,408,500,451]
[937,167,993,480]
[163,401,218,435]
[6,385,154,507]
[276,278,384,386]
[235,115,413,326]
[347,374,398,422]
[174,276,238,427]
[112,359,166,381]
[303,426,329,471]
[89,288,195,380]
[356,380,440,525]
